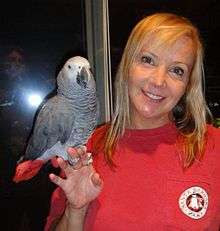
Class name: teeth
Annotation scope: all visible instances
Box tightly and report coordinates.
[146,92,163,100]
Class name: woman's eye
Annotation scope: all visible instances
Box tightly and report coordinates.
[141,56,154,65]
[170,67,184,77]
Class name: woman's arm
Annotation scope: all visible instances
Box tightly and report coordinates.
[47,146,103,231]
[54,204,88,231]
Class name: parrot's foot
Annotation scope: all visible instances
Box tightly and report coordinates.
[13,160,44,183]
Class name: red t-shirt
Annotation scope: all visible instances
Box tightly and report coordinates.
[45,123,220,231]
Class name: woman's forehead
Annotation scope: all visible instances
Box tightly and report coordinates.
[140,36,195,65]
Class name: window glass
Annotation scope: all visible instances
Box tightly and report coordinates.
[0,1,86,229]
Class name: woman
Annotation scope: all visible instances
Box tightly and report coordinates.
[45,12,220,230]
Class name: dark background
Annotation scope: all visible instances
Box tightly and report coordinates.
[109,0,220,117]
[0,1,86,230]
[0,0,219,230]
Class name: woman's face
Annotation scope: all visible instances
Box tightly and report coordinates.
[128,36,195,129]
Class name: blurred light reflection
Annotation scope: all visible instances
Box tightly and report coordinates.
[27,93,43,108]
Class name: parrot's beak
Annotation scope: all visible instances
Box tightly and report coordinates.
[77,67,93,89]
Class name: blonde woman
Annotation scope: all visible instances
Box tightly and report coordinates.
[46,13,220,231]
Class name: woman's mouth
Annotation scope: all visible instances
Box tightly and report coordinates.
[142,90,165,101]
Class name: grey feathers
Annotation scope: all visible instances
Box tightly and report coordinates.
[24,56,99,161]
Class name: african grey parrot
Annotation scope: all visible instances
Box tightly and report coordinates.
[13,56,99,182]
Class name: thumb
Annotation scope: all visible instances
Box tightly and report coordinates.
[90,172,103,188]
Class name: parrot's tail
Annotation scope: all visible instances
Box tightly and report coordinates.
[13,160,44,183]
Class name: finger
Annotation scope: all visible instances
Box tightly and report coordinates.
[68,156,83,170]
[67,145,86,157]
[67,147,78,156]
[67,147,82,168]
[57,157,74,175]
[75,145,87,157]
[49,173,66,188]
[51,157,59,168]
[81,152,93,167]
[90,172,103,188]
[67,146,88,170]
[57,157,68,170]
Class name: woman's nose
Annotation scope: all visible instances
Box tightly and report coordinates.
[149,66,167,88]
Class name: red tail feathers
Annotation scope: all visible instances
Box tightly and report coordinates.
[13,159,44,183]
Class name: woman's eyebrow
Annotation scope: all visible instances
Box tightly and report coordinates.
[172,61,189,68]
[141,51,158,59]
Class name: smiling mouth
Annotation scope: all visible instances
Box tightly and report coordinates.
[142,90,165,101]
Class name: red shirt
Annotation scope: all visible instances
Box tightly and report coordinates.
[45,123,220,231]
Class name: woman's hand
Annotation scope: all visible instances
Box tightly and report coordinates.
[49,146,103,209]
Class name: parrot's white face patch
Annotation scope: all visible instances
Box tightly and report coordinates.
[178,186,208,219]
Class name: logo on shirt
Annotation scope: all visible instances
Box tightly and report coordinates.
[178,186,208,219]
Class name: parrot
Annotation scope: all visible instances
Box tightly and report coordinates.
[13,56,99,182]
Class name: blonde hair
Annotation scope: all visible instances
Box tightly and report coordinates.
[103,12,212,168]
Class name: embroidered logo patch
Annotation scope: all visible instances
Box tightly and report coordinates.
[178,186,208,219]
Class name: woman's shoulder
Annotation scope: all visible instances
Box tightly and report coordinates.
[92,123,110,140]
[206,124,220,179]
[86,123,110,153]
[206,124,220,158]
[207,123,220,139]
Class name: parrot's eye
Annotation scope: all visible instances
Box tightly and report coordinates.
[68,65,71,69]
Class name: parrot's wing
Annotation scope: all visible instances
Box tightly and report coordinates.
[96,97,101,123]
[25,96,75,160]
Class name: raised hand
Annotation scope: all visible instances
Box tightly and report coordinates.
[49,146,103,209]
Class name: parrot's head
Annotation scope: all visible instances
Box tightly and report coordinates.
[57,56,96,96]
